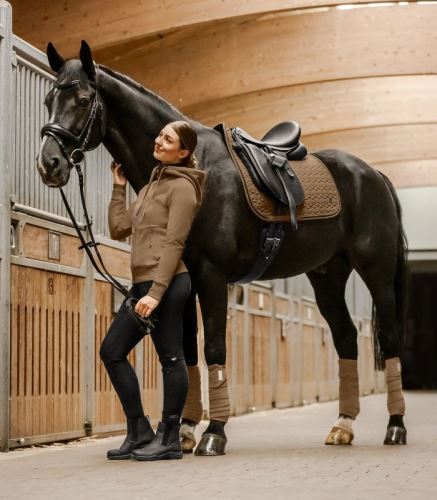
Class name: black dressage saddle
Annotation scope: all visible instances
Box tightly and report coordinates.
[231,121,307,230]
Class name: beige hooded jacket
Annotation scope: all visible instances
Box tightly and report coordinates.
[108,163,207,301]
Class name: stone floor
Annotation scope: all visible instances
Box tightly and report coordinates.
[0,392,436,500]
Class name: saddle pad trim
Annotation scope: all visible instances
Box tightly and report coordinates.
[221,124,341,223]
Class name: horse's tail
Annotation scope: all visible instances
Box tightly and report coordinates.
[372,172,408,370]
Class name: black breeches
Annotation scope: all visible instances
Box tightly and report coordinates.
[99,272,191,421]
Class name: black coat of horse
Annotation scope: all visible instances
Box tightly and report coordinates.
[37,41,407,453]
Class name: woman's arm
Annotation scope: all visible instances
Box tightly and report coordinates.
[108,162,134,240]
[108,184,134,240]
[147,179,198,301]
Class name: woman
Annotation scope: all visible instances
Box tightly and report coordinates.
[99,120,207,461]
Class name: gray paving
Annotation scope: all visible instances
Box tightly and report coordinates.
[0,392,436,500]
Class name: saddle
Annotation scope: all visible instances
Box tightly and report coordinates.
[231,121,307,230]
[215,122,341,284]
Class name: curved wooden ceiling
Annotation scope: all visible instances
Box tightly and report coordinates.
[11,1,437,188]
[13,0,392,55]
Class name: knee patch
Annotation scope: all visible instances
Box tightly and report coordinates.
[99,342,113,365]
[160,354,185,373]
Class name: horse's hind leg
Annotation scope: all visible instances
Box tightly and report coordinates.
[355,259,407,445]
[307,256,359,445]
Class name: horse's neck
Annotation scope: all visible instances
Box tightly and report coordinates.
[97,69,185,192]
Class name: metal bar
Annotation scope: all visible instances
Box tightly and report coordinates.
[10,255,86,277]
[83,149,97,436]
[12,34,54,75]
[11,208,85,237]
[0,0,12,453]
[9,430,86,449]
[230,284,238,416]
[12,201,86,229]
[243,283,251,412]
[94,234,131,252]
[15,54,55,81]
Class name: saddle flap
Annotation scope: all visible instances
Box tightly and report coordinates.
[234,142,289,204]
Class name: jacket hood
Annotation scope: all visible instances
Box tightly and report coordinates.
[150,163,207,210]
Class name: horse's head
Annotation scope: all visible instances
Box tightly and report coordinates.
[37,41,106,187]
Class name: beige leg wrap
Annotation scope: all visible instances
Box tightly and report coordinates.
[338,359,360,419]
[208,364,231,422]
[182,366,203,424]
[385,357,405,416]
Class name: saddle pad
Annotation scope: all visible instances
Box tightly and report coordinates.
[222,124,341,222]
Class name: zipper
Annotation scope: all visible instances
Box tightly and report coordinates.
[135,164,166,220]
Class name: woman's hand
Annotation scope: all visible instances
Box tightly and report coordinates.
[110,160,127,186]
[134,294,159,318]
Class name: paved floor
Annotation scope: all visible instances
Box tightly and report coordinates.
[0,392,436,500]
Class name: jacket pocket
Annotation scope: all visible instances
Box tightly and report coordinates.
[144,227,166,267]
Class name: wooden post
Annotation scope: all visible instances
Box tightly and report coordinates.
[0,0,12,452]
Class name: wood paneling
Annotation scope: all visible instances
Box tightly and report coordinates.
[304,124,437,165]
[22,224,83,268]
[301,301,319,404]
[12,0,393,56]
[10,265,84,440]
[185,75,437,137]
[141,335,161,421]
[94,280,136,427]
[250,315,272,410]
[375,160,437,188]
[249,288,273,312]
[274,317,293,408]
[104,4,437,108]
[233,309,247,415]
[94,244,131,281]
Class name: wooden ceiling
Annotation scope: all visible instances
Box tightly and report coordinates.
[11,0,437,188]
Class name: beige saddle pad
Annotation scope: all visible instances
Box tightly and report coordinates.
[222,125,341,223]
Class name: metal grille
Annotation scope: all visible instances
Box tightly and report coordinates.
[10,36,128,237]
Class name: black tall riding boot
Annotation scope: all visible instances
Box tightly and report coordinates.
[107,415,155,460]
[130,415,183,461]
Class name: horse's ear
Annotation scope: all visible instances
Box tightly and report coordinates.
[47,42,65,73]
[79,40,96,82]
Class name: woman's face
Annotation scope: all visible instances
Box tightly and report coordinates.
[153,124,189,164]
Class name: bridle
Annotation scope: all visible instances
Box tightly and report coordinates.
[40,79,157,334]
[40,79,102,167]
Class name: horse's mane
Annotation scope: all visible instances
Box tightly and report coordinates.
[97,63,186,120]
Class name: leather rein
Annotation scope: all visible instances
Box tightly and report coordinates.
[40,79,156,333]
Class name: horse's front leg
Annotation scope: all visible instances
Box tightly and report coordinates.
[194,265,230,456]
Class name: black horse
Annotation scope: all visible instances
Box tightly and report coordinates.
[37,41,407,454]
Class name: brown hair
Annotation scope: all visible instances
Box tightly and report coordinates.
[168,120,199,168]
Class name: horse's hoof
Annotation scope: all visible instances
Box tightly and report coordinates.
[180,422,196,454]
[194,433,227,456]
[384,426,407,445]
[325,426,354,445]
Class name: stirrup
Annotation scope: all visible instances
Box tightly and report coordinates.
[126,298,157,334]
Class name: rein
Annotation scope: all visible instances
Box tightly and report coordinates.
[40,79,156,333]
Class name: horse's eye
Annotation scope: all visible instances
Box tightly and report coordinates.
[79,97,90,107]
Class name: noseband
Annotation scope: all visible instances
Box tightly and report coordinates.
[40,79,103,167]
